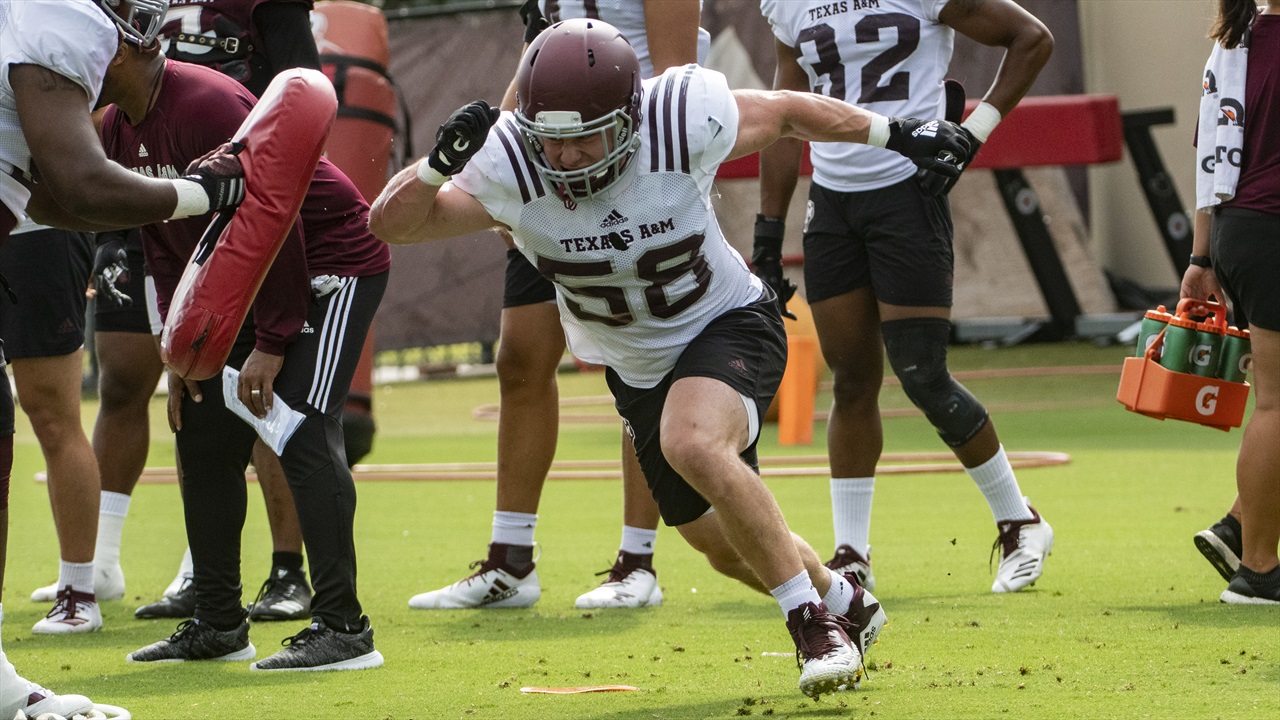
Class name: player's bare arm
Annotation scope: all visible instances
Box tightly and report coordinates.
[757,39,810,218]
[10,63,181,225]
[369,161,501,244]
[940,0,1054,115]
[643,0,701,73]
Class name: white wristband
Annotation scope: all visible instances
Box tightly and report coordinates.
[170,179,210,219]
[866,113,890,148]
[416,157,449,187]
[961,101,1002,143]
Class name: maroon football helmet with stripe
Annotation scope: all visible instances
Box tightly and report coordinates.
[515,18,643,202]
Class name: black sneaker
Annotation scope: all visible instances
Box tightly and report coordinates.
[250,616,384,672]
[1194,515,1243,582]
[134,578,196,620]
[126,618,255,663]
[1220,565,1280,605]
[247,568,312,621]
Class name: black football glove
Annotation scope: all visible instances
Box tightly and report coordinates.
[752,215,798,320]
[917,127,980,196]
[885,117,973,179]
[182,141,246,213]
[92,234,131,307]
[519,0,550,43]
[428,101,502,177]
[917,79,978,196]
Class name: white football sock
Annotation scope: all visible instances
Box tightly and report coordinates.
[770,570,822,618]
[94,491,131,567]
[491,510,537,547]
[164,546,194,596]
[620,526,657,555]
[966,445,1034,523]
[830,477,874,555]
[58,560,94,596]
[822,569,855,615]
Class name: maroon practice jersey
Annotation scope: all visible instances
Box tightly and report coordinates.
[1224,14,1280,217]
[99,60,390,355]
[160,0,317,97]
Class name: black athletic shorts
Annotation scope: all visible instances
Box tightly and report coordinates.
[1213,207,1280,332]
[0,227,93,360]
[94,228,157,334]
[503,248,557,308]
[803,177,954,306]
[605,292,787,526]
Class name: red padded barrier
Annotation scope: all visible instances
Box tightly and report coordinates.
[716,94,1123,179]
[161,68,338,380]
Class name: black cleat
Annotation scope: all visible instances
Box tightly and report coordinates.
[247,568,312,622]
[134,578,196,620]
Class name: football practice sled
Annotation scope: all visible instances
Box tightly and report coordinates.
[161,68,338,380]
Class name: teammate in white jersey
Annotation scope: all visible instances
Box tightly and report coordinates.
[0,1,242,716]
[372,18,972,699]
[757,0,1056,593]
[409,0,708,614]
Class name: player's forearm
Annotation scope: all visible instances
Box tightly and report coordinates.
[980,25,1053,115]
[758,137,803,219]
[368,161,446,244]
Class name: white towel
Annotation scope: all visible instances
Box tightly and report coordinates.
[1195,39,1249,211]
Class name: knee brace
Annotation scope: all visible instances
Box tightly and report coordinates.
[881,318,989,447]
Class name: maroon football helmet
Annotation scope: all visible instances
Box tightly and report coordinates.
[514,18,643,201]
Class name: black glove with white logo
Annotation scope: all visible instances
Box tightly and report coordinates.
[885,118,973,178]
[92,234,131,307]
[428,101,502,177]
[917,78,979,196]
[519,0,550,43]
[752,215,798,320]
[183,141,246,213]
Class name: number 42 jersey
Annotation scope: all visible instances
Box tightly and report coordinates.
[762,0,953,193]
[454,65,763,389]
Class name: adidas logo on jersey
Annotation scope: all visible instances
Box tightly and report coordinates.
[599,209,629,229]
[911,121,940,139]
[138,144,149,158]
[300,322,315,334]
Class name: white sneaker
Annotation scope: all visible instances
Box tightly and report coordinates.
[786,602,861,699]
[408,562,540,609]
[32,588,103,635]
[0,652,94,720]
[95,563,125,602]
[992,500,1054,593]
[575,553,662,609]
[826,545,875,592]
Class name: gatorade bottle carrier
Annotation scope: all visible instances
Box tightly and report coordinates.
[1116,298,1250,431]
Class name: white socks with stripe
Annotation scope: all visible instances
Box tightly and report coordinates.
[966,445,1034,522]
[831,477,874,555]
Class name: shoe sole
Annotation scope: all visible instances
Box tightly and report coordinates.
[1194,531,1241,583]
[126,643,257,663]
[32,622,103,635]
[248,608,311,622]
[800,666,862,699]
[409,587,540,610]
[1220,589,1280,605]
[250,649,385,672]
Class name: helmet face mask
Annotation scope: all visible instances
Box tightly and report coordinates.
[99,0,169,48]
[514,18,642,203]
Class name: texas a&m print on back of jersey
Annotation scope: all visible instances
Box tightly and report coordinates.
[761,0,953,192]
[454,65,762,389]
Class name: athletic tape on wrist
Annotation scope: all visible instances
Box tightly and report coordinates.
[170,179,211,219]
[866,113,890,148]
[962,101,1002,143]
[416,157,449,186]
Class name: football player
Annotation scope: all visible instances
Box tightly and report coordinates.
[0,0,242,714]
[757,0,1056,594]
[372,19,971,698]
[58,30,388,671]
[68,0,323,625]
[408,0,708,614]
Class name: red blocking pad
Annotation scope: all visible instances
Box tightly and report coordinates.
[161,68,338,380]
[968,95,1123,169]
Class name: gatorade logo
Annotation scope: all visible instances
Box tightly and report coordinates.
[1192,344,1213,367]
[1196,385,1219,416]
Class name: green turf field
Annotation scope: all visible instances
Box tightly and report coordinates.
[2,342,1273,719]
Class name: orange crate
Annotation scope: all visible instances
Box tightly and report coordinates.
[1117,357,1249,431]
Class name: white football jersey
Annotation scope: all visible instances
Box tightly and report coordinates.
[761,0,953,192]
[541,0,711,77]
[0,0,117,219]
[454,65,763,388]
